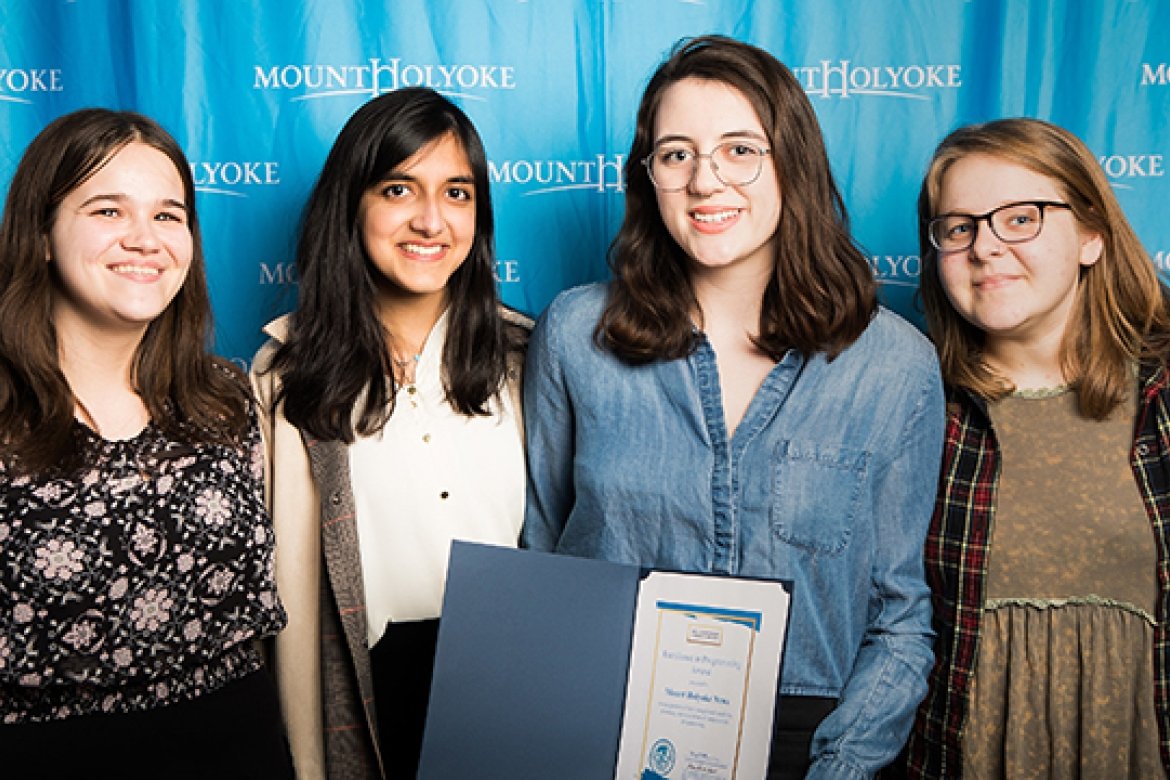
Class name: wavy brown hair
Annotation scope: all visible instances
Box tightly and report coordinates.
[0,108,250,474]
[598,35,876,363]
[918,117,1170,419]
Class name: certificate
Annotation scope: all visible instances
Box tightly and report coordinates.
[614,572,790,780]
[419,543,791,780]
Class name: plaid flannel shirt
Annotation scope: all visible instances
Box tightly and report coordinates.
[905,362,1170,778]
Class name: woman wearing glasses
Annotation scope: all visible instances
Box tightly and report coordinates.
[522,36,944,778]
[904,118,1170,778]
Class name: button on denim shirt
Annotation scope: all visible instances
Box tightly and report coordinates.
[522,284,945,779]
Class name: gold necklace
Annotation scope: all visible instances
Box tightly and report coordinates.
[391,351,423,406]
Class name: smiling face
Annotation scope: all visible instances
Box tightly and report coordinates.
[935,153,1103,352]
[359,132,476,313]
[651,78,782,281]
[48,141,193,339]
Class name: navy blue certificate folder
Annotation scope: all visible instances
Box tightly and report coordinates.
[418,542,642,780]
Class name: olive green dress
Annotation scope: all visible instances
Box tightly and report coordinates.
[961,387,1165,779]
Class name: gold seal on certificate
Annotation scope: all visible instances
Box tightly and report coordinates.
[614,572,791,780]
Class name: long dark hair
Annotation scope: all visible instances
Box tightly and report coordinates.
[598,35,876,363]
[919,117,1170,419]
[0,108,250,474]
[267,87,513,443]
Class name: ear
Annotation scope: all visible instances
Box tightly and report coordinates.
[1079,231,1103,267]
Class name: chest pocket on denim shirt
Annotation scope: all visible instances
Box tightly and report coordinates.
[770,439,869,555]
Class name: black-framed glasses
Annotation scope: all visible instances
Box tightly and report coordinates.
[928,200,1073,252]
[642,140,772,192]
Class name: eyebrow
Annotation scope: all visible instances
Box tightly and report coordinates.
[653,130,769,147]
[77,192,188,211]
[936,198,1055,217]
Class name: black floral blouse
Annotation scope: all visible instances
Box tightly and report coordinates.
[0,415,286,722]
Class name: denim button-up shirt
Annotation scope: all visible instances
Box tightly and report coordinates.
[522,284,945,778]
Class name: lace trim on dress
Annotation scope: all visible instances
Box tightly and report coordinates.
[983,595,1156,626]
[1009,384,1072,400]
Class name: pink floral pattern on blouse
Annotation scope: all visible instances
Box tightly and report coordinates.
[0,415,286,723]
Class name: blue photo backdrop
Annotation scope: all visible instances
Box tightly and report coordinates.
[2,1,1168,366]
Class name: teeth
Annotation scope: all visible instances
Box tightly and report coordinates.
[692,210,739,224]
[403,243,443,257]
[111,265,161,277]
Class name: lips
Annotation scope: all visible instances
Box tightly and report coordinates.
[400,242,446,259]
[109,263,163,280]
[689,207,742,233]
[974,273,1022,290]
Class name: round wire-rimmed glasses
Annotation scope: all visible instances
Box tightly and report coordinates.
[928,200,1072,252]
[642,140,772,192]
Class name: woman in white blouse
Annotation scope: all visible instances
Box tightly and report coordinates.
[251,87,529,779]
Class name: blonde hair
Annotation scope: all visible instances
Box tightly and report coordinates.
[918,117,1170,419]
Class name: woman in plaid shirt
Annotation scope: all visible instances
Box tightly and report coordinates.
[904,118,1170,778]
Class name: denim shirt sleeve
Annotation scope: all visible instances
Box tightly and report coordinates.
[807,360,945,778]
[520,295,574,551]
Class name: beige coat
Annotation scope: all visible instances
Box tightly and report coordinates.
[251,311,529,780]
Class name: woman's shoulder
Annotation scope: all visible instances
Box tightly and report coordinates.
[868,307,933,347]
[500,305,534,332]
[499,306,534,376]
[250,314,293,376]
[820,307,941,398]
[855,307,939,368]
[538,282,609,333]
[248,314,294,407]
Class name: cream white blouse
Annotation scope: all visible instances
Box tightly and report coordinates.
[349,311,525,645]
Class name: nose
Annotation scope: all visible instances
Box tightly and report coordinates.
[410,195,444,236]
[968,216,1003,261]
[687,154,725,196]
[123,213,161,253]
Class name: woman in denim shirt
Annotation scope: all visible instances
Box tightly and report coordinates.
[522,36,945,779]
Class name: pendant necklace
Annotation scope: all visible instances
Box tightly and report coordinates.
[393,351,423,407]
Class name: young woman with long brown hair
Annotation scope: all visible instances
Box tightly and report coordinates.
[522,36,945,778]
[0,109,290,778]
[252,87,529,779]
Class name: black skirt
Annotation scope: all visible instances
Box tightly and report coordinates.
[369,618,441,778]
[768,695,838,779]
[0,669,293,780]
